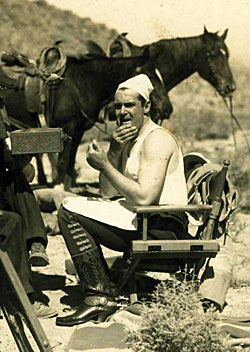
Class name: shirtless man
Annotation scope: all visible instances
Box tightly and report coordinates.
[56,74,188,326]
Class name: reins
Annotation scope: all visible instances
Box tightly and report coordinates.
[222,96,250,155]
[64,78,111,137]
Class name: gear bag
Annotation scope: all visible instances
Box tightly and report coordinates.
[184,153,238,239]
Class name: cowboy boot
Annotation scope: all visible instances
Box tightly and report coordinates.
[56,246,118,327]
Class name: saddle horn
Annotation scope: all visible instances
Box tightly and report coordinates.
[120,38,131,57]
[54,40,64,47]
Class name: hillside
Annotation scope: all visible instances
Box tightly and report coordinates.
[0,0,117,59]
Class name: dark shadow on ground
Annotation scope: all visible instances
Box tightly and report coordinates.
[58,275,160,310]
[60,285,84,308]
[31,271,66,291]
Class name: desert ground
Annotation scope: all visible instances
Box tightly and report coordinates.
[1,130,250,351]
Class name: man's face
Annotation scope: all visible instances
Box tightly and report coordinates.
[114,88,147,131]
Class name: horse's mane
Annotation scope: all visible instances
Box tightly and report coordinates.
[67,53,145,64]
[65,53,148,82]
[64,54,148,85]
[117,32,225,71]
[138,36,205,71]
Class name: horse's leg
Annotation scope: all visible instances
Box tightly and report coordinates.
[61,128,84,190]
[56,138,72,188]
[54,124,81,189]
[35,154,48,186]
[63,132,83,190]
[47,153,58,185]
[64,132,83,190]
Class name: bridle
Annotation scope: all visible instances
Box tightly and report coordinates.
[222,95,250,155]
[201,48,223,88]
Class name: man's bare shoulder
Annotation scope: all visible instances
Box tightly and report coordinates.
[143,128,178,154]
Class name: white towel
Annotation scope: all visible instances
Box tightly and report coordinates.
[63,196,137,231]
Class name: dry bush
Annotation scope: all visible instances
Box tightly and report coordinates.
[228,135,250,210]
[125,278,227,352]
[229,214,248,244]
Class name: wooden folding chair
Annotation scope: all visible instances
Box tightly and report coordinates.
[117,160,230,302]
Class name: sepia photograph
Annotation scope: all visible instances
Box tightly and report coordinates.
[0,0,250,351]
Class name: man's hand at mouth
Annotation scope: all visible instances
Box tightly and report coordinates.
[112,122,138,145]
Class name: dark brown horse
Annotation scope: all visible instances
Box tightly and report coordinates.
[0,27,236,188]
[108,27,236,119]
[0,47,170,189]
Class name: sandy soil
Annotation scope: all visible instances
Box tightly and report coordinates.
[1,138,250,351]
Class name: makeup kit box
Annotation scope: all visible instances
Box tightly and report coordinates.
[10,127,67,154]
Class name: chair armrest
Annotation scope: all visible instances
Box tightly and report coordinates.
[133,204,212,214]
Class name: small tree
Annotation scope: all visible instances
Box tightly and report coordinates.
[125,278,227,352]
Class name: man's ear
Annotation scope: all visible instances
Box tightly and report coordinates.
[144,100,151,114]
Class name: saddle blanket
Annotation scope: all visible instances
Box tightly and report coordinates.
[63,196,138,231]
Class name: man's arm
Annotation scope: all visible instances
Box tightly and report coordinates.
[88,129,177,205]
[99,123,138,198]
[99,139,123,198]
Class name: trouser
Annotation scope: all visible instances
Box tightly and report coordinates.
[58,206,189,255]
[58,206,124,297]
[58,206,231,309]
[58,206,139,254]
[199,236,233,310]
[58,205,189,296]
[3,180,47,250]
[0,210,34,294]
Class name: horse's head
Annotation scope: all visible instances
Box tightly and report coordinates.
[198,27,236,97]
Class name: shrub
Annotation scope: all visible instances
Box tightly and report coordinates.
[125,278,227,352]
[228,135,250,210]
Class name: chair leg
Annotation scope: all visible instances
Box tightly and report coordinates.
[118,258,140,293]
[128,274,138,303]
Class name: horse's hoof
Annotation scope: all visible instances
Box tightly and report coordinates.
[64,175,72,191]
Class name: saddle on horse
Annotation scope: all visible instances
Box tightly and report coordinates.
[0,45,67,115]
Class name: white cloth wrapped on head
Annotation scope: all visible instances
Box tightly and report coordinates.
[117,74,154,102]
